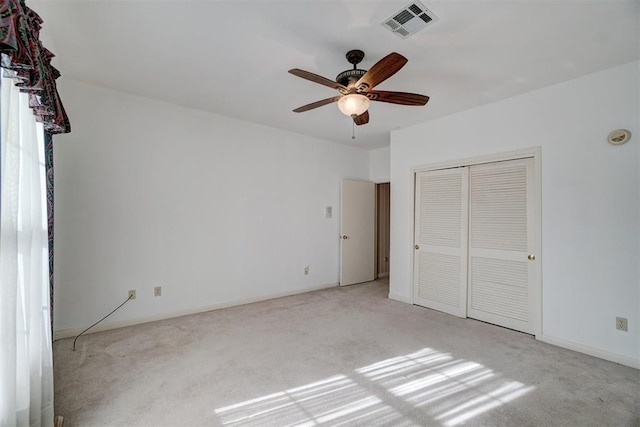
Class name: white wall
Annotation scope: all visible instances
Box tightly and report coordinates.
[369,146,390,182]
[53,79,370,335]
[390,62,640,367]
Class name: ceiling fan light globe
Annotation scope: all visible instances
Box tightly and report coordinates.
[337,94,370,117]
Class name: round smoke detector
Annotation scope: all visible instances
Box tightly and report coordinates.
[607,129,631,146]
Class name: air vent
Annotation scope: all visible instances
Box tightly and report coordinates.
[381,1,439,39]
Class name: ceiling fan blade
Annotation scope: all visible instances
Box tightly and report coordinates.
[355,52,407,91]
[367,90,429,106]
[292,96,342,113]
[288,69,348,92]
[353,110,369,126]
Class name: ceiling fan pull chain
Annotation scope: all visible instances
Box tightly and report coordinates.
[352,119,356,140]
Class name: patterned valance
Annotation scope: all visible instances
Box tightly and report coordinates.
[0,0,70,134]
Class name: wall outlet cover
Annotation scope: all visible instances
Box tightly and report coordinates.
[616,317,628,332]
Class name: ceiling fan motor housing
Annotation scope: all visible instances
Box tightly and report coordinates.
[337,49,367,87]
[336,69,367,87]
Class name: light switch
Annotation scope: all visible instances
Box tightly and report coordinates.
[325,206,332,218]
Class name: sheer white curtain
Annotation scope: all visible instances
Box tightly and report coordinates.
[0,74,54,426]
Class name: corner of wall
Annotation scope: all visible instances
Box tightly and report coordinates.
[370,146,391,182]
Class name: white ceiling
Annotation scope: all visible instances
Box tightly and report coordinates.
[36,0,639,149]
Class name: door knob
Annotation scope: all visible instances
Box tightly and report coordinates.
[415,245,420,250]
[342,235,349,240]
[528,254,535,261]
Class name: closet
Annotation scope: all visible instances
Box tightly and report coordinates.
[413,155,540,335]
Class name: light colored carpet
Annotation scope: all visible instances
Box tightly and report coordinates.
[54,280,639,426]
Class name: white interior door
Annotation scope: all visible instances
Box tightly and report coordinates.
[413,168,469,316]
[340,179,375,286]
[467,158,538,334]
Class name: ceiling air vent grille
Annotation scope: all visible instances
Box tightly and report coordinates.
[381,1,439,39]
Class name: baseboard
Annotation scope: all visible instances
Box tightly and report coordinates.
[540,334,640,369]
[54,282,338,340]
[388,293,413,304]
[377,272,389,278]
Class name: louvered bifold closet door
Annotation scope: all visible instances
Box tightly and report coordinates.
[468,158,535,334]
[413,168,469,317]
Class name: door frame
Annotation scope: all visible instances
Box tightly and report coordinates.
[375,181,391,279]
[410,147,542,339]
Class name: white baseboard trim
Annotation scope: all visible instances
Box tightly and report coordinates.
[539,334,640,369]
[388,293,413,304]
[54,282,338,341]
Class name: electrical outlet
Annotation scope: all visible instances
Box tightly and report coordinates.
[616,317,628,332]
[128,290,136,300]
[154,286,162,297]
[304,266,309,275]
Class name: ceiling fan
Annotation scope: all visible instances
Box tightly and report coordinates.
[288,49,429,126]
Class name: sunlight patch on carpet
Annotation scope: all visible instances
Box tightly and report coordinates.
[214,375,406,426]
[214,348,534,425]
